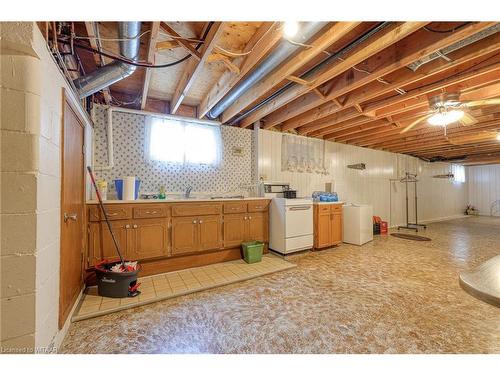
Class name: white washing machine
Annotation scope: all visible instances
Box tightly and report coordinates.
[342,204,373,245]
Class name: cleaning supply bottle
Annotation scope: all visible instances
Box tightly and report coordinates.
[158,185,166,200]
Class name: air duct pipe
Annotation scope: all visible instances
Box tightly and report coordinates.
[73,22,142,99]
[206,22,328,120]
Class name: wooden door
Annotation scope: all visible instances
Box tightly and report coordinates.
[223,214,247,248]
[171,217,198,255]
[331,211,343,245]
[59,92,85,328]
[199,215,222,251]
[100,220,130,260]
[247,212,268,242]
[130,218,170,259]
[315,211,332,248]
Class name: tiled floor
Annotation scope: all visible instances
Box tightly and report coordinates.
[74,254,296,321]
[61,216,500,354]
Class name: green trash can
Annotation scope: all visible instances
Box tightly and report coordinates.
[242,241,264,264]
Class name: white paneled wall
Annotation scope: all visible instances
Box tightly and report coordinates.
[467,164,500,216]
[258,129,468,226]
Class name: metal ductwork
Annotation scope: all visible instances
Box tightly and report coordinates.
[73,22,142,99]
[407,23,500,72]
[206,22,328,120]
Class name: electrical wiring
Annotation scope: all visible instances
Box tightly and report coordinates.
[213,45,252,57]
[58,21,214,69]
[423,22,471,34]
[73,29,152,42]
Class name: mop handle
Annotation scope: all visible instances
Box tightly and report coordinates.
[87,167,125,266]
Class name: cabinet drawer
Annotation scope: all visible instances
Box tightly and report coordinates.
[318,205,330,213]
[171,203,221,217]
[133,205,169,219]
[331,204,343,213]
[223,202,247,214]
[247,200,269,212]
[88,205,132,221]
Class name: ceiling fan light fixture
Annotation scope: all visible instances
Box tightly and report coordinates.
[428,109,464,126]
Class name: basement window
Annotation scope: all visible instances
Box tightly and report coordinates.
[144,116,222,167]
[452,164,466,183]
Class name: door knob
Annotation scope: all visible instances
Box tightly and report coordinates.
[64,213,77,222]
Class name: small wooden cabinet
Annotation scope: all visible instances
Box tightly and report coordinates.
[223,211,268,248]
[172,215,222,255]
[313,203,343,249]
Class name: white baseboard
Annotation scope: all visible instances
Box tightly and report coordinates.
[389,214,468,228]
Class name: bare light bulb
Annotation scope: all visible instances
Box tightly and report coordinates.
[283,21,299,38]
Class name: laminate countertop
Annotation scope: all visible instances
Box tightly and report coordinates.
[86,197,271,204]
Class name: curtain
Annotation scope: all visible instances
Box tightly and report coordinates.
[144,116,222,167]
[281,134,327,174]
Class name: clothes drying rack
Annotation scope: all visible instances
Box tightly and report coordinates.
[398,172,426,232]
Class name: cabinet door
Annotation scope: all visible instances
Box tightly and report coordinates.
[331,212,343,245]
[198,215,223,251]
[87,222,101,267]
[247,212,268,242]
[223,214,247,248]
[130,218,170,260]
[315,212,332,248]
[100,220,130,261]
[171,217,198,256]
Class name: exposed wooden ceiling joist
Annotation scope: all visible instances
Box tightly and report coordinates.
[160,22,202,60]
[140,22,161,110]
[170,22,224,114]
[275,22,497,132]
[220,22,362,122]
[198,22,283,119]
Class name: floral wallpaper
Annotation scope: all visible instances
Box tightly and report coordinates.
[92,106,253,195]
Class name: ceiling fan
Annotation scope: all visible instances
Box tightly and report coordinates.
[400,92,500,134]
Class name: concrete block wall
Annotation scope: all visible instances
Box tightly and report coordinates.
[1,22,91,353]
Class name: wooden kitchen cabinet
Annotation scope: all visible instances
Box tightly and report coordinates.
[86,199,270,275]
[313,203,343,249]
[223,214,247,248]
[129,218,170,259]
[247,212,268,242]
[172,215,222,255]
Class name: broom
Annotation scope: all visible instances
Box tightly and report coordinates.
[87,166,126,268]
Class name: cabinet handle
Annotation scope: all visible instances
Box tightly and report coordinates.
[145,210,158,214]
[108,212,119,216]
[125,224,130,229]
[249,216,252,220]
[193,220,197,224]
[244,216,248,220]
[199,220,203,224]
[254,206,262,209]
[133,224,138,229]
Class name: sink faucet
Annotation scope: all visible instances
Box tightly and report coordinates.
[184,186,193,198]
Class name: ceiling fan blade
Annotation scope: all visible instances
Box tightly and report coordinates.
[400,114,431,134]
[465,98,500,107]
[460,112,479,126]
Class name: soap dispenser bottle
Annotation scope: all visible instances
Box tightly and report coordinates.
[158,185,166,200]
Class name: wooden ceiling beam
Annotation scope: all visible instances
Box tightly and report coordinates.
[160,22,202,60]
[170,22,224,114]
[260,22,494,130]
[219,22,362,124]
[140,22,161,110]
[236,22,428,127]
[198,22,283,119]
